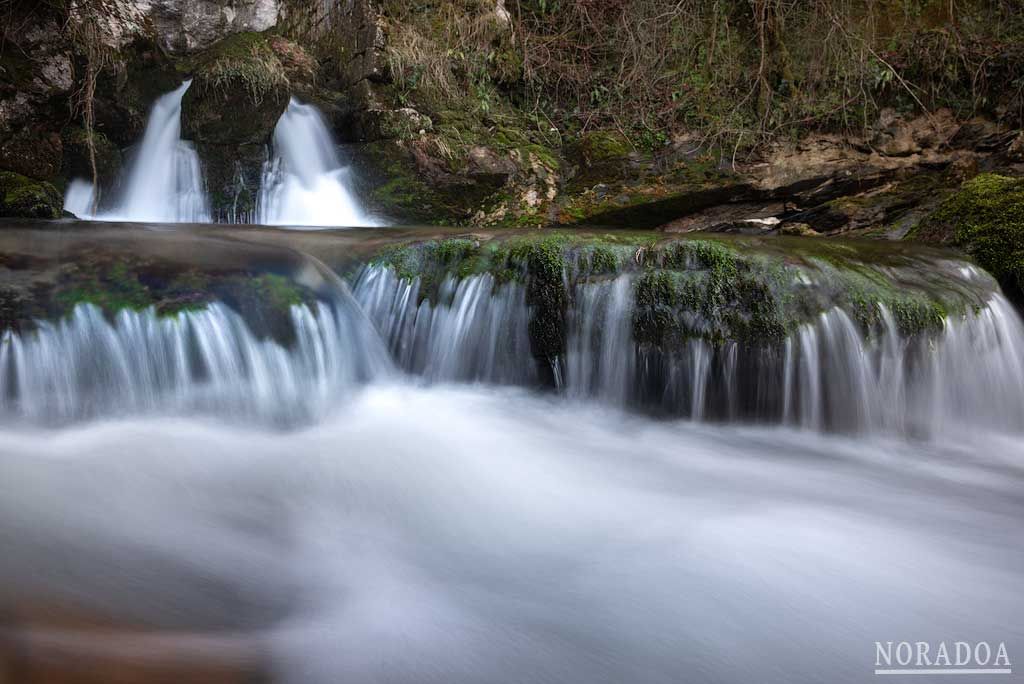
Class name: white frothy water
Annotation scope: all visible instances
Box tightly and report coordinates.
[354,267,534,384]
[0,385,1022,683]
[67,81,211,223]
[0,301,391,424]
[62,178,97,218]
[63,90,373,227]
[355,265,1024,437]
[256,98,375,228]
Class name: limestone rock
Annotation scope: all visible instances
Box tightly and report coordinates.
[0,13,74,180]
[135,0,281,54]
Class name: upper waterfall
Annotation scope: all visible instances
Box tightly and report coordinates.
[67,81,210,224]
[63,89,375,228]
[255,98,376,228]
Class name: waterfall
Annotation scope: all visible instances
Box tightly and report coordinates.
[255,98,374,228]
[63,90,372,227]
[0,301,391,424]
[354,266,534,385]
[564,276,635,403]
[69,81,211,223]
[5,257,1023,435]
[353,264,1024,437]
[63,178,97,218]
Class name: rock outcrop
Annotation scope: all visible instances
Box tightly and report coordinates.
[137,0,281,54]
[180,32,316,219]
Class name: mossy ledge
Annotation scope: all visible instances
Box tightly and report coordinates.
[916,173,1024,303]
[0,172,62,220]
[7,252,319,345]
[367,233,988,373]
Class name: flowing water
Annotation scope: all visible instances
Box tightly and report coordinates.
[255,98,376,228]
[353,264,1024,437]
[67,81,210,223]
[63,88,372,228]
[2,227,1022,681]
[1,385,1022,683]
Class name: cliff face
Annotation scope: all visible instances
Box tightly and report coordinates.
[0,0,1022,235]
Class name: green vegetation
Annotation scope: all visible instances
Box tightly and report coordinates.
[379,0,1024,154]
[919,173,1024,298]
[0,172,62,219]
[368,233,974,359]
[54,261,154,315]
[43,254,320,345]
[183,32,293,105]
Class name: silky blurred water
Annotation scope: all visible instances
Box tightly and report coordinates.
[1,384,1021,683]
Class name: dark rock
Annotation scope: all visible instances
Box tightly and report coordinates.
[61,126,122,186]
[179,32,315,218]
[0,171,62,219]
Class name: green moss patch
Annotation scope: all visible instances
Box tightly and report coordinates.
[366,233,980,363]
[917,173,1024,299]
[0,171,62,219]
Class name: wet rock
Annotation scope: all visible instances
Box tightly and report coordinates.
[181,33,295,146]
[916,173,1024,301]
[0,171,62,219]
[779,222,820,237]
[61,126,122,186]
[180,32,314,218]
[0,12,73,181]
[1008,132,1024,163]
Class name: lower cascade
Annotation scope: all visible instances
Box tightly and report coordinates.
[352,263,1024,437]
[3,251,1023,437]
[0,301,390,424]
[63,87,373,228]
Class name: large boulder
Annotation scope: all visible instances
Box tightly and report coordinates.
[0,10,74,181]
[180,32,315,219]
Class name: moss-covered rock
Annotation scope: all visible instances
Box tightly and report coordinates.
[181,32,294,146]
[916,173,1024,299]
[365,233,977,375]
[0,171,62,219]
[97,40,178,139]
[44,251,318,344]
[564,130,633,187]
[179,32,317,219]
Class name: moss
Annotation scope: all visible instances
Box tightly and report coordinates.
[181,32,294,148]
[509,235,568,362]
[372,238,484,299]
[634,240,791,347]
[357,141,487,223]
[0,171,62,219]
[568,131,632,166]
[54,261,152,315]
[364,232,968,366]
[182,32,290,105]
[918,173,1024,298]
